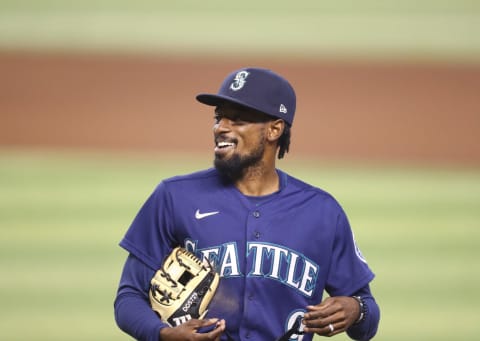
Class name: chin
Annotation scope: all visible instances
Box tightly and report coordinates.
[214,155,244,182]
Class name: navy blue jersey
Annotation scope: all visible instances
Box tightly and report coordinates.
[120,168,374,341]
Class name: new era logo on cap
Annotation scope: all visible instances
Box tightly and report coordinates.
[196,67,296,126]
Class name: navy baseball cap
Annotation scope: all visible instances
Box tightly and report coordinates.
[196,67,296,126]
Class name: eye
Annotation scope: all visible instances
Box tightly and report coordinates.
[213,114,222,123]
[214,113,243,124]
[231,115,242,122]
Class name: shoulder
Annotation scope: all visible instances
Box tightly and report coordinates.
[143,168,224,207]
[155,168,224,192]
[163,168,219,184]
[279,169,344,209]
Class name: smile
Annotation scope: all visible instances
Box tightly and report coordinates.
[217,141,235,149]
[214,140,236,154]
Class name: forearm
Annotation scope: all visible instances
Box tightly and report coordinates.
[114,292,166,341]
[114,254,168,341]
[346,286,380,340]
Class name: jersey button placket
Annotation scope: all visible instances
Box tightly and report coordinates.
[242,209,261,340]
[253,210,261,239]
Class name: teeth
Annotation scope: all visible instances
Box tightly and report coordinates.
[217,142,234,148]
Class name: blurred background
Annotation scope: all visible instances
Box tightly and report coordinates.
[0,1,479,340]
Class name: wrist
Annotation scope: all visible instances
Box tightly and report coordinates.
[159,325,172,341]
[352,296,367,324]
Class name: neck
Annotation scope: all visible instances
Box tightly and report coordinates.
[235,164,279,196]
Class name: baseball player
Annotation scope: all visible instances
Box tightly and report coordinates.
[114,67,380,341]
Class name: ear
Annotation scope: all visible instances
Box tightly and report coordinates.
[267,119,285,142]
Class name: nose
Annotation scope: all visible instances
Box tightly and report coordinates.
[213,117,232,133]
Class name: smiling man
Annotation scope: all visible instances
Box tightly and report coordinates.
[211,103,281,187]
[114,67,380,341]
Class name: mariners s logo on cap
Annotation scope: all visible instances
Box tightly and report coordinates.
[229,71,249,91]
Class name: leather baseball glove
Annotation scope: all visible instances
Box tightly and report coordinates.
[149,247,220,327]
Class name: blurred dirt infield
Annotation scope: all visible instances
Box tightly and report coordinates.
[1,51,479,165]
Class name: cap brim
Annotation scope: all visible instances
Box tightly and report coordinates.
[196,93,260,112]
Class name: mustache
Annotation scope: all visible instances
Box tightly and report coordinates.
[214,136,238,145]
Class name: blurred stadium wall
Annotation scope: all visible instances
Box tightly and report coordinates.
[1,1,479,166]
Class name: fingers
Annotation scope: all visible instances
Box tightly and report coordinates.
[303,317,347,337]
[196,318,220,329]
[304,297,338,322]
[196,319,226,340]
[302,297,351,336]
[210,319,226,341]
[160,319,225,341]
[302,311,346,336]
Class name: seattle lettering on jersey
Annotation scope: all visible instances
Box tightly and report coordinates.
[184,240,319,297]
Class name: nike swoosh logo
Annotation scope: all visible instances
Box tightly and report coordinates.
[195,209,220,219]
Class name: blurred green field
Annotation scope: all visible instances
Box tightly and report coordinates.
[0,0,479,63]
[0,149,479,340]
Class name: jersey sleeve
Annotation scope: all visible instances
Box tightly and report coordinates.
[114,254,169,341]
[325,208,375,297]
[346,284,380,340]
[120,181,176,270]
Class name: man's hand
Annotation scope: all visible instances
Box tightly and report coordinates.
[159,318,226,341]
[302,296,360,337]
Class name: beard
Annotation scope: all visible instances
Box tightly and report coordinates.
[214,140,265,183]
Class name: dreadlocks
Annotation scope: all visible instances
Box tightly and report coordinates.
[277,124,291,159]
